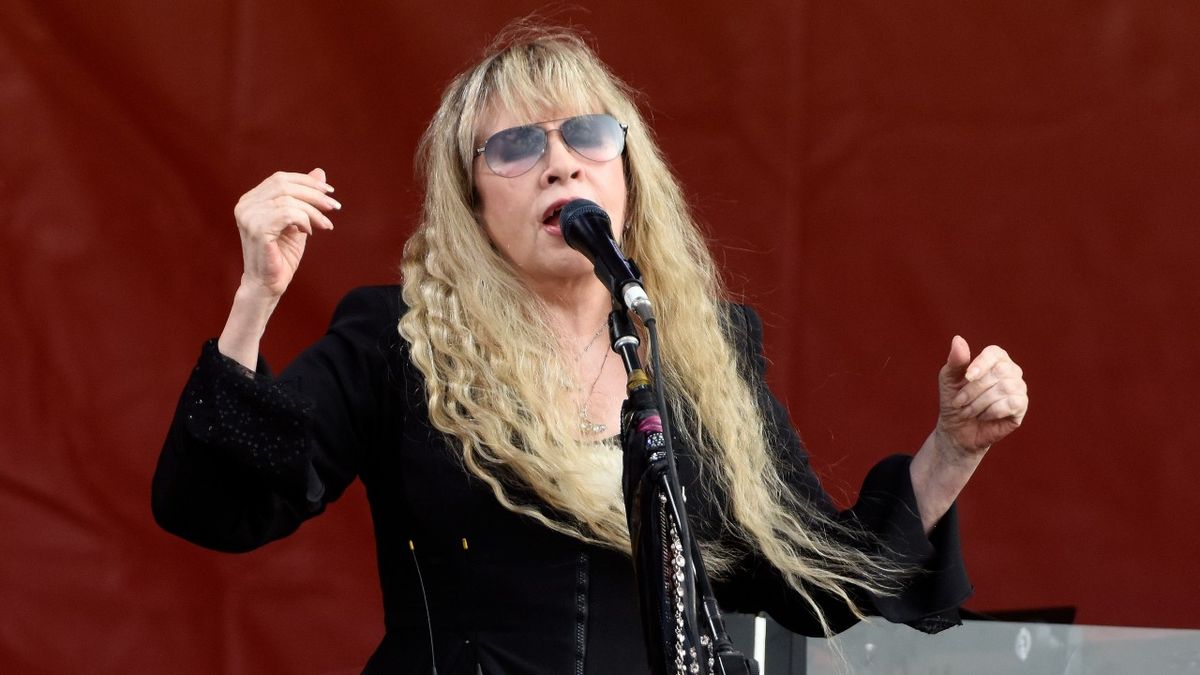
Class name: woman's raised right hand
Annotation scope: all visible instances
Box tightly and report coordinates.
[233,167,340,297]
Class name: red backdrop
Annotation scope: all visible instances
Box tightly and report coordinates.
[3,2,1198,672]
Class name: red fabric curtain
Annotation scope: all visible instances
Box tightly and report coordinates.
[2,2,1197,671]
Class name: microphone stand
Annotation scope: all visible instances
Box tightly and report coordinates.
[611,305,759,675]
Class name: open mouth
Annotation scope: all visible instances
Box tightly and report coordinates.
[541,198,577,227]
[542,205,565,225]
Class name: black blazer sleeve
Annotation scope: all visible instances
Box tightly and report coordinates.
[151,286,405,553]
[712,304,972,635]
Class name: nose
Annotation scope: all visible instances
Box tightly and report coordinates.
[540,128,582,186]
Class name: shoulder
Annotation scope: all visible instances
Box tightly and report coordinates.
[320,285,410,358]
[717,302,773,385]
[331,285,407,323]
[722,302,765,356]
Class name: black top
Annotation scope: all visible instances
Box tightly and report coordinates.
[151,285,971,674]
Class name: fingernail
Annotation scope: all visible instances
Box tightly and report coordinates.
[965,367,978,381]
[324,184,335,194]
[329,198,342,210]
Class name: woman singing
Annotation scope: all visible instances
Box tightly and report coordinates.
[153,25,1029,674]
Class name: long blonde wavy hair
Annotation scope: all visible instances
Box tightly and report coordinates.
[398,24,903,633]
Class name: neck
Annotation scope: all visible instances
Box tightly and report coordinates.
[528,274,613,341]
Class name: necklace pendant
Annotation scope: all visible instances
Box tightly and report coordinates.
[576,320,611,439]
[580,419,607,435]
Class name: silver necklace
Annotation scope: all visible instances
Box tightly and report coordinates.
[577,321,609,436]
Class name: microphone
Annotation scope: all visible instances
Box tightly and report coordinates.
[560,199,655,322]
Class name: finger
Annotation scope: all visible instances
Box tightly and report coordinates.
[280,182,342,212]
[993,358,1024,379]
[244,195,330,236]
[964,345,1011,382]
[952,371,1027,407]
[941,335,972,382]
[978,394,1029,423]
[261,198,327,236]
[267,169,335,195]
[280,198,334,232]
[278,205,316,236]
[958,378,1023,417]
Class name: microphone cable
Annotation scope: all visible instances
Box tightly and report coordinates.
[408,539,439,675]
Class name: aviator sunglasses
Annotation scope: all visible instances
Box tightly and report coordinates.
[474,113,629,178]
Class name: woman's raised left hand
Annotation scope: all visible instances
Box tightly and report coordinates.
[935,337,1029,456]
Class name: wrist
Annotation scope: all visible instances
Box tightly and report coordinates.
[911,429,986,535]
[235,274,285,306]
[226,282,280,336]
[932,424,989,463]
[217,280,282,370]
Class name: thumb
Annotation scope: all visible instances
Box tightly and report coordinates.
[308,167,327,184]
[943,335,971,382]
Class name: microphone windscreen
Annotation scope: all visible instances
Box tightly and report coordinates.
[560,198,612,252]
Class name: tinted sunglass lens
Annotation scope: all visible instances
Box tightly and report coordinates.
[562,115,625,162]
[481,115,626,177]
[484,126,545,177]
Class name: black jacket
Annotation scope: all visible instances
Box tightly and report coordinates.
[152,285,971,674]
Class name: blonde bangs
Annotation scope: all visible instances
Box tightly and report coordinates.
[452,31,637,182]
